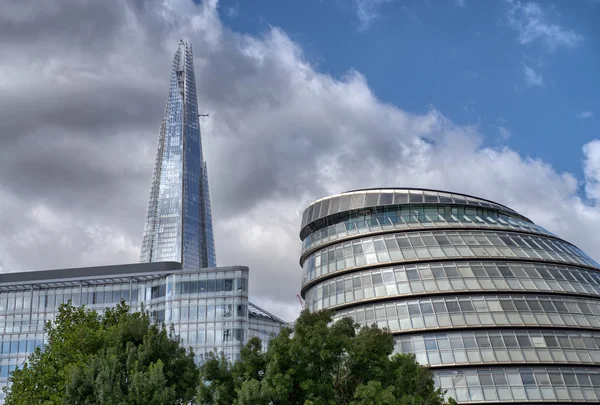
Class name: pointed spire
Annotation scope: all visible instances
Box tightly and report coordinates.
[140,41,216,269]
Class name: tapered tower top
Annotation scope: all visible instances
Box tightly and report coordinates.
[139,41,216,269]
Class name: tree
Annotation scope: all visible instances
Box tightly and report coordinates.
[4,301,198,405]
[198,309,456,405]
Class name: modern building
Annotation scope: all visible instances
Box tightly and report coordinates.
[137,38,284,344]
[299,188,600,403]
[0,261,284,402]
[140,38,216,269]
[137,38,284,345]
[0,40,286,401]
[248,302,288,351]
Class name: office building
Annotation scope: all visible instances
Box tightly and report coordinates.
[140,39,216,268]
[0,262,284,402]
[299,188,600,403]
[137,38,284,347]
[0,40,286,401]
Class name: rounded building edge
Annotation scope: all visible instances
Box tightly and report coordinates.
[299,188,531,241]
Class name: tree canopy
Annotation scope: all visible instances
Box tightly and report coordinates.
[4,301,198,405]
[198,309,456,405]
[5,303,455,405]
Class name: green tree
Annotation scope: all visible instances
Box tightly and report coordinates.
[198,309,456,405]
[4,301,198,405]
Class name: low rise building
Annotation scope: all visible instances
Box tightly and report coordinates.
[0,261,285,402]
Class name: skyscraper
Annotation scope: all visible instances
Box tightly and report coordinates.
[0,40,286,403]
[140,39,216,269]
[300,188,600,403]
[137,40,284,353]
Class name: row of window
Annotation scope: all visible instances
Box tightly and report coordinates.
[0,288,138,314]
[304,261,600,311]
[177,327,245,346]
[302,230,599,284]
[147,278,248,300]
[0,298,248,336]
[149,304,248,323]
[0,278,249,315]
[435,367,600,403]
[0,365,19,380]
[396,330,600,367]
[0,330,245,377]
[0,323,45,335]
[301,190,516,229]
[302,205,551,253]
[333,295,600,333]
[0,339,43,356]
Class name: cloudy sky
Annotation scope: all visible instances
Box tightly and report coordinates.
[1,0,599,321]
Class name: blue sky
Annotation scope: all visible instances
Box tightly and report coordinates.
[212,0,599,178]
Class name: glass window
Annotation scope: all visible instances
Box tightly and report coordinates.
[380,193,393,205]
[408,191,423,203]
[459,300,474,312]
[393,192,408,204]
[446,301,460,313]
[329,197,340,213]
[365,193,379,207]
[420,302,434,314]
[351,194,366,209]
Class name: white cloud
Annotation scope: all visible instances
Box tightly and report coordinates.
[498,126,512,141]
[579,111,594,119]
[355,0,392,30]
[459,100,476,112]
[522,63,543,87]
[507,1,583,50]
[3,0,600,322]
[226,2,239,19]
[584,141,600,201]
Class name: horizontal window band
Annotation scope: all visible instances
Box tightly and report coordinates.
[319,290,600,313]
[301,257,600,296]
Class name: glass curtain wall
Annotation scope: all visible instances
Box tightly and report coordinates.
[0,266,248,402]
[299,188,600,404]
[140,39,216,269]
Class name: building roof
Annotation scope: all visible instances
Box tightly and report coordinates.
[249,302,287,325]
[341,187,514,210]
[0,262,249,288]
[300,187,530,236]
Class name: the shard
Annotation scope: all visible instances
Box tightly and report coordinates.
[140,39,216,269]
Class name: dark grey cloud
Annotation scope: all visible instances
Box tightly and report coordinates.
[0,82,162,138]
[0,0,124,47]
[1,0,600,321]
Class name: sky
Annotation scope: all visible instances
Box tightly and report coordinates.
[0,0,599,321]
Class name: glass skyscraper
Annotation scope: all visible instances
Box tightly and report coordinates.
[299,188,600,403]
[0,40,286,402]
[140,39,216,269]
[137,38,285,351]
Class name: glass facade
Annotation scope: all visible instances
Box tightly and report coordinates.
[301,204,556,254]
[248,303,288,351]
[140,39,216,269]
[0,263,285,402]
[299,188,600,403]
[0,40,288,404]
[396,330,600,367]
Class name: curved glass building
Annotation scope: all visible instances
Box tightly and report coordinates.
[299,188,600,403]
